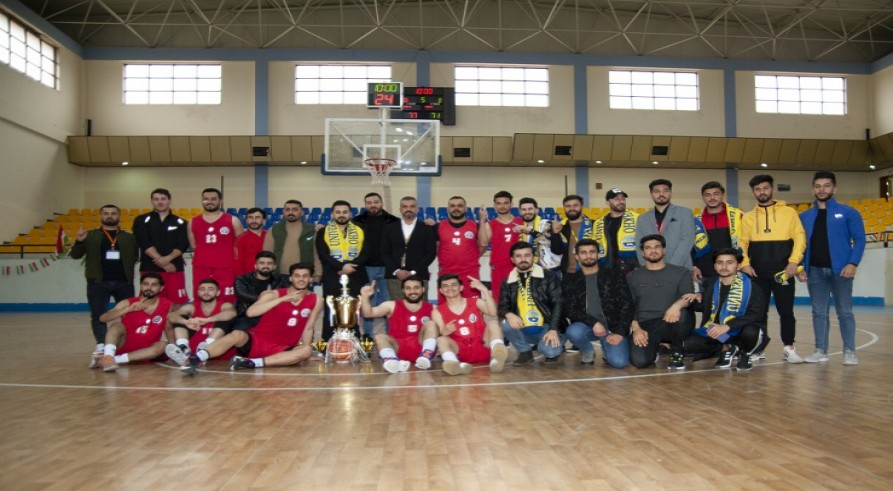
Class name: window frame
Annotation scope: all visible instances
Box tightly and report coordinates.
[0,10,58,90]
[608,69,700,111]
[294,64,393,105]
[122,63,223,105]
[753,74,847,115]
[453,65,550,108]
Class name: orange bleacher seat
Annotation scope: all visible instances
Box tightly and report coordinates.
[190,208,201,216]
[128,208,140,216]
[81,208,96,216]
[68,208,80,216]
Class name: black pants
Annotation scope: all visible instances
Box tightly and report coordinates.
[230,316,260,332]
[630,309,693,368]
[684,324,762,360]
[87,280,134,344]
[751,273,796,346]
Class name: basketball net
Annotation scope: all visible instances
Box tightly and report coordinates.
[364,158,396,186]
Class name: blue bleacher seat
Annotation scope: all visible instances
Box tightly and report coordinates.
[225,208,238,216]
[542,207,557,219]
[438,207,448,221]
[274,207,283,215]
[486,207,497,220]
[237,207,248,217]
[511,207,520,217]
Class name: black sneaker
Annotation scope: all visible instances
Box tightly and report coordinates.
[228,356,256,371]
[736,352,753,371]
[714,345,740,369]
[543,356,560,364]
[513,350,535,366]
[180,354,201,375]
[668,352,686,370]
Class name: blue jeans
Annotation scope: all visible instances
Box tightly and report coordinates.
[363,266,389,337]
[807,266,856,352]
[500,321,564,359]
[565,321,630,368]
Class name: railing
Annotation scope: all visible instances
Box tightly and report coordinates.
[0,244,58,259]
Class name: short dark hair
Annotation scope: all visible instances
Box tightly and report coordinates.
[639,234,666,249]
[364,192,383,201]
[99,204,120,213]
[562,194,584,206]
[255,251,276,262]
[575,238,600,254]
[245,207,266,218]
[201,188,222,198]
[401,275,425,288]
[649,179,672,191]
[437,273,462,287]
[331,199,351,210]
[288,262,313,275]
[749,175,774,188]
[701,181,725,194]
[448,196,466,203]
[493,190,513,201]
[284,199,303,208]
[150,188,171,199]
[712,248,743,264]
[510,241,535,255]
[140,272,164,286]
[400,196,417,203]
[198,278,219,288]
[813,171,836,186]
[519,197,538,208]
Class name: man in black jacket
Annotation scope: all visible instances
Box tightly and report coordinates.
[132,188,190,305]
[683,248,766,371]
[351,192,398,338]
[563,239,634,368]
[381,196,436,300]
[498,242,564,365]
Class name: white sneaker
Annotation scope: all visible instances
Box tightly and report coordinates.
[783,346,804,364]
[397,360,411,372]
[165,344,189,367]
[843,350,859,366]
[383,359,401,374]
[93,343,104,355]
[804,350,829,363]
[415,356,431,370]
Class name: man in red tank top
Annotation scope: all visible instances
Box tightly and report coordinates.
[478,190,524,301]
[181,263,322,374]
[360,275,438,373]
[436,196,483,304]
[188,188,243,304]
[89,273,172,372]
[234,207,267,275]
[431,274,508,375]
[164,278,237,365]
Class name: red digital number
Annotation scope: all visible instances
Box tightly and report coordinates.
[375,93,395,106]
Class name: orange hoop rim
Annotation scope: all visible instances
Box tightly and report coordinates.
[364,158,396,184]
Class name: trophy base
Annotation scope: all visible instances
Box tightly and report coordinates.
[324,328,370,364]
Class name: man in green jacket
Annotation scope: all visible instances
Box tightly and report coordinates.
[69,204,140,352]
[261,199,321,280]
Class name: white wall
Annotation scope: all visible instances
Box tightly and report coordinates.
[871,65,893,136]
[429,63,576,137]
[587,67,726,136]
[84,60,255,136]
[736,72,871,139]
[268,166,418,211]
[0,45,84,239]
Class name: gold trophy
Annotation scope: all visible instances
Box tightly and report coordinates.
[324,274,369,364]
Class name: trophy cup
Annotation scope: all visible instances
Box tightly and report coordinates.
[324,274,369,364]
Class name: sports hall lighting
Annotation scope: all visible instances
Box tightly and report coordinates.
[761,162,769,167]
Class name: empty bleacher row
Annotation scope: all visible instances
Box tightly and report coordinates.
[3,200,892,255]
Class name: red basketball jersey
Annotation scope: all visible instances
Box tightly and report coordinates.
[437,220,480,274]
[249,289,317,348]
[191,213,238,267]
[187,299,224,352]
[437,298,485,347]
[120,297,172,352]
[488,217,524,267]
[389,300,434,341]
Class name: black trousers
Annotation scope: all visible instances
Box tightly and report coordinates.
[684,324,762,360]
[87,280,134,344]
[630,309,694,368]
[751,273,796,346]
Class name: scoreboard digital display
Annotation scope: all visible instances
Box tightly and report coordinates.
[392,86,456,125]
[367,82,403,108]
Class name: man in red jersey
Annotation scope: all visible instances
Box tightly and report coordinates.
[478,190,524,300]
[430,274,508,376]
[360,276,438,373]
[164,278,237,365]
[435,196,484,304]
[235,207,267,275]
[181,263,322,374]
[88,273,173,372]
[187,187,243,303]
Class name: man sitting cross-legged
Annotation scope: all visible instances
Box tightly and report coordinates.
[164,278,237,366]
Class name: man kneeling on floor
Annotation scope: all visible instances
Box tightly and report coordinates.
[683,248,766,371]
[181,263,322,374]
[89,273,173,372]
[360,276,438,373]
[431,274,508,375]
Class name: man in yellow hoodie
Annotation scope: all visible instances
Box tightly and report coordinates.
[739,175,807,363]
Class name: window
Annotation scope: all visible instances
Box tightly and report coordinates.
[609,70,699,111]
[454,66,549,107]
[0,11,57,89]
[295,65,392,104]
[123,64,222,105]
[754,75,846,115]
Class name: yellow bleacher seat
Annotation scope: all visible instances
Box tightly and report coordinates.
[190,208,201,216]
[67,208,80,216]
[128,208,140,216]
[81,208,96,216]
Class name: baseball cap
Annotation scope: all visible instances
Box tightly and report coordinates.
[605,188,628,200]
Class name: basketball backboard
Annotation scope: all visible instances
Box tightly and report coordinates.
[323,118,442,177]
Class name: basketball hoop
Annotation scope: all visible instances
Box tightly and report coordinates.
[364,158,396,185]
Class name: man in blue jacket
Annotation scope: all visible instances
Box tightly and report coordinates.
[798,171,865,366]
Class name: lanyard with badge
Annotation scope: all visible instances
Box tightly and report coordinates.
[103,228,121,260]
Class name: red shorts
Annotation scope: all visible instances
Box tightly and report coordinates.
[244,334,294,359]
[192,266,236,303]
[489,263,514,301]
[456,339,491,364]
[119,333,162,355]
[142,270,189,304]
[394,336,422,361]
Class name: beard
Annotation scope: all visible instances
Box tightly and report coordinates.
[102,218,119,226]
[644,254,664,264]
[449,210,465,219]
[404,294,422,304]
[256,268,273,278]
[141,290,158,299]
[565,209,581,221]
[579,258,598,268]
[203,203,220,212]
[334,216,350,225]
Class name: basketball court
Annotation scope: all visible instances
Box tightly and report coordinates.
[0,307,890,489]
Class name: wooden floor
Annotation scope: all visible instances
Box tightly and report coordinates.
[0,308,890,490]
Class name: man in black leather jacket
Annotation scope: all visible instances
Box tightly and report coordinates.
[498,242,564,365]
